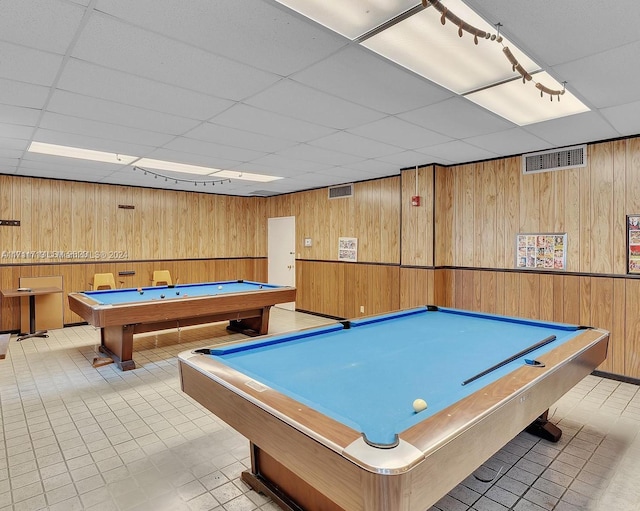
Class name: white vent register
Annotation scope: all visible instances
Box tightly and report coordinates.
[522,145,587,174]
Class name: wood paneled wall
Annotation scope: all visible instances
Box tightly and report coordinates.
[401,166,435,266]
[434,139,640,272]
[267,178,400,264]
[295,261,399,319]
[0,175,268,330]
[0,176,267,263]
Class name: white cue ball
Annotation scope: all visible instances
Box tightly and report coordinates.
[412,398,428,413]
[218,285,223,289]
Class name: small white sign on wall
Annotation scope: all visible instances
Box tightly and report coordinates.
[338,237,358,262]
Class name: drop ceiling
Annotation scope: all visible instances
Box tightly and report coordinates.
[1,0,638,196]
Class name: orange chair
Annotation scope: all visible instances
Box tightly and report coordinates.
[90,273,117,290]
[151,270,172,286]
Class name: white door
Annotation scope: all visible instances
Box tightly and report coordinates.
[268,216,296,310]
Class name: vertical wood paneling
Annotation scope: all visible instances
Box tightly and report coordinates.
[539,274,554,322]
[612,140,627,274]
[590,144,614,273]
[502,158,520,268]
[434,167,453,266]
[625,279,640,377]
[401,166,433,266]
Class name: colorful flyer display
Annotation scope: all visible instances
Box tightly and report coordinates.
[627,215,640,274]
[516,233,567,270]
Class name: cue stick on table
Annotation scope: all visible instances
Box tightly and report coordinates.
[462,335,556,386]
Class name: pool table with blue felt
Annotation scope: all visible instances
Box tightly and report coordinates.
[69,280,295,371]
[178,306,609,511]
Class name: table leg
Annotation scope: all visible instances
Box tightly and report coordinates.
[100,325,136,371]
[525,410,562,442]
[227,307,271,336]
[17,295,49,341]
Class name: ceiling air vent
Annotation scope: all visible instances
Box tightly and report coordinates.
[522,144,587,174]
[248,190,279,197]
[328,183,353,199]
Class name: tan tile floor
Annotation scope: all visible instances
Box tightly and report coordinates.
[1,308,639,510]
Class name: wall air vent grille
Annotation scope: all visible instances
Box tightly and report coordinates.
[522,145,587,174]
[328,184,354,199]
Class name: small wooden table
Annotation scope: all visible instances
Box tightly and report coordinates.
[1,287,63,341]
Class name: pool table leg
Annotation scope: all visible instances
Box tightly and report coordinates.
[242,443,345,511]
[525,410,562,442]
[100,325,136,371]
[226,306,271,336]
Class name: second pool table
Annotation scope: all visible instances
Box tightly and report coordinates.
[69,280,295,370]
[179,306,609,511]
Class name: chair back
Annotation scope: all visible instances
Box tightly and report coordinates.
[152,270,172,286]
[92,273,116,290]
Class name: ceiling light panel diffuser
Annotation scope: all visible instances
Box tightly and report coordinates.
[135,158,217,175]
[28,141,137,165]
[273,0,419,40]
[465,72,590,126]
[362,0,539,94]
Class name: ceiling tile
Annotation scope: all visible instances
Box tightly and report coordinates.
[601,100,640,136]
[291,46,452,114]
[210,104,334,143]
[416,140,499,163]
[399,97,514,140]
[464,128,551,156]
[33,128,157,157]
[0,42,64,86]
[552,43,640,109]
[348,117,452,150]
[246,154,331,174]
[0,105,41,128]
[0,123,34,140]
[185,123,296,153]
[465,0,640,67]
[47,90,200,135]
[524,111,621,148]
[0,78,50,110]
[0,0,86,53]
[39,112,176,147]
[94,0,348,76]
[57,59,233,120]
[275,144,364,166]
[309,131,401,158]
[72,12,281,101]
[162,137,267,164]
[245,79,386,130]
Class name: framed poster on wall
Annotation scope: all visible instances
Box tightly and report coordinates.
[627,215,640,274]
[338,237,358,262]
[515,233,567,270]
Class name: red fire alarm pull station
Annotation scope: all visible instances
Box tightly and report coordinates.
[411,195,421,207]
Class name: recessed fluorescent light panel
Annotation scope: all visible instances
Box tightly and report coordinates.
[217,170,282,182]
[466,71,590,126]
[135,158,215,175]
[28,141,137,165]
[273,0,418,40]
[27,142,282,182]
[276,0,589,125]
[362,0,539,94]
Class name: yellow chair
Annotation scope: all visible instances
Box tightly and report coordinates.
[91,273,117,290]
[151,270,172,286]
